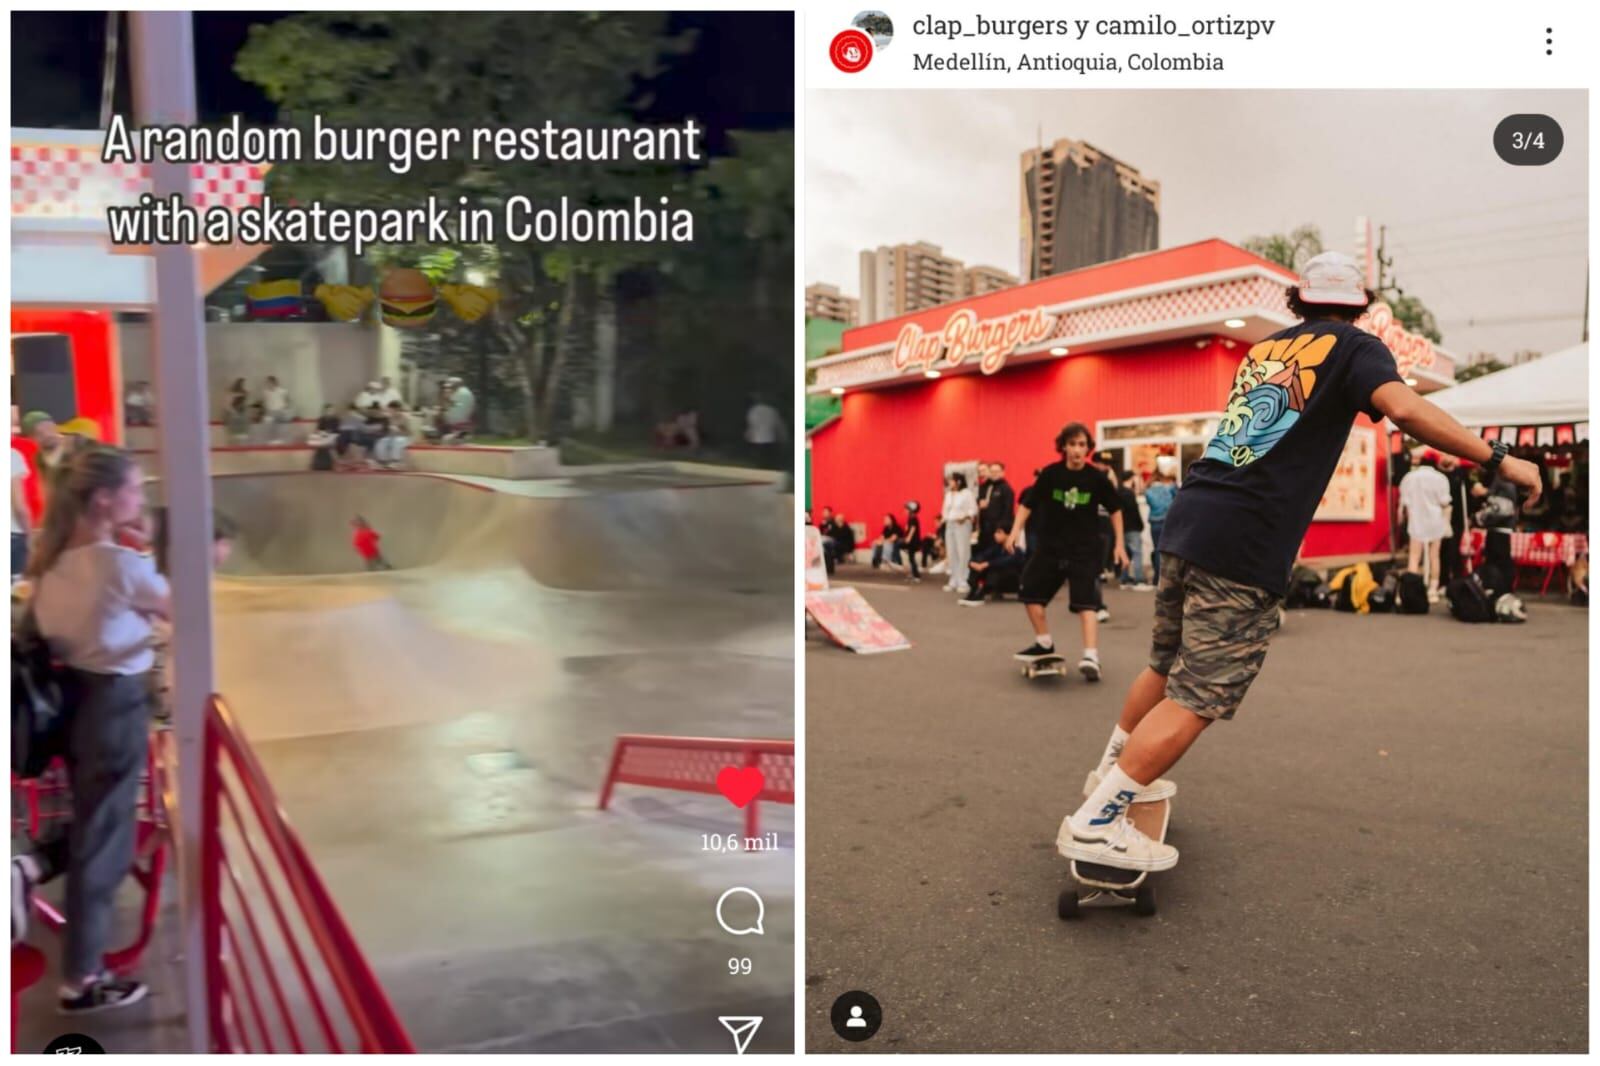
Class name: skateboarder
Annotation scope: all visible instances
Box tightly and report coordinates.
[1056,252,1543,872]
[351,515,393,571]
[1004,422,1127,681]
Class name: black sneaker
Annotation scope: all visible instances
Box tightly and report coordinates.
[58,975,149,1016]
[1014,642,1058,661]
[957,590,985,606]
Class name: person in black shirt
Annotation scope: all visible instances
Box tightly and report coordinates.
[871,512,905,569]
[901,501,923,582]
[1436,453,1471,587]
[979,460,1016,547]
[1004,423,1126,681]
[1056,252,1544,876]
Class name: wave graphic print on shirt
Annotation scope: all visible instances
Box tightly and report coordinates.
[1204,332,1338,467]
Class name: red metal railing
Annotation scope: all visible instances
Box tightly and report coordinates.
[201,695,413,1053]
[597,734,795,838]
[11,734,171,975]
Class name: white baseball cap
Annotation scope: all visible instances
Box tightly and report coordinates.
[1297,252,1370,307]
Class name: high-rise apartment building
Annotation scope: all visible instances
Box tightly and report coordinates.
[805,282,859,326]
[962,264,1018,298]
[1021,138,1160,279]
[858,241,964,323]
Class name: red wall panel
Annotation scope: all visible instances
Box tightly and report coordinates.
[811,337,1393,560]
[11,309,120,446]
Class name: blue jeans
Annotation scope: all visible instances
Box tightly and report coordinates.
[1124,530,1145,584]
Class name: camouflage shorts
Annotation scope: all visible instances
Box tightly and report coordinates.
[1149,553,1282,720]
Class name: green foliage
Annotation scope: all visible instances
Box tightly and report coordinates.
[1455,357,1507,383]
[1385,292,1443,344]
[233,13,791,445]
[1241,225,1324,272]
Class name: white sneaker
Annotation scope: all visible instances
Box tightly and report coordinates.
[953,584,970,595]
[1096,608,1111,623]
[1083,766,1177,802]
[1056,811,1178,871]
[1078,654,1101,682]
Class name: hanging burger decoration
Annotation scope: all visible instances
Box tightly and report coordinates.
[379,268,438,329]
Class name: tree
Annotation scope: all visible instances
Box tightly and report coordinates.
[1455,356,1507,383]
[1241,224,1324,272]
[1385,292,1442,344]
[235,12,698,440]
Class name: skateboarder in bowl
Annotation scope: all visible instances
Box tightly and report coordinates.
[351,515,393,571]
[1056,252,1543,873]
[1004,422,1127,681]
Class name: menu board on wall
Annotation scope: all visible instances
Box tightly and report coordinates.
[1315,427,1376,522]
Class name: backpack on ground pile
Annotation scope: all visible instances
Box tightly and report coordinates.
[1397,571,1431,615]
[1329,563,1376,614]
[1446,573,1495,624]
[11,607,67,779]
[1494,592,1528,624]
[1368,571,1399,613]
[1285,566,1332,609]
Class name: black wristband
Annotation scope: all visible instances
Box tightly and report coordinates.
[1484,439,1509,473]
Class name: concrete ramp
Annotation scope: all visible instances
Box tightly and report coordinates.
[156,472,792,592]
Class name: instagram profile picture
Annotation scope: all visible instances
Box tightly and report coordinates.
[852,11,893,50]
[829,28,873,73]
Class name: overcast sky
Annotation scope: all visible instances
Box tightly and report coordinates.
[806,89,1588,360]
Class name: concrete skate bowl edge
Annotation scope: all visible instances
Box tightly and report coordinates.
[159,472,792,590]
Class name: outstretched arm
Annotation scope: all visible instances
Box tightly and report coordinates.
[1371,382,1541,506]
[1005,504,1031,553]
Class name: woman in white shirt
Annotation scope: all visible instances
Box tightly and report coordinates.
[941,472,979,595]
[14,447,168,1014]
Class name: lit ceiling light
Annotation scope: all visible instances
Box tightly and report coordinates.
[1050,346,1069,356]
[924,369,941,379]
[1224,318,1246,328]
[830,386,846,395]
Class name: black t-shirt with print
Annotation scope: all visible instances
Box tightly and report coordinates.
[1024,462,1121,559]
[1160,320,1405,596]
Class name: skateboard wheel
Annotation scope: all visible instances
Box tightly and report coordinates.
[1057,888,1080,920]
[1134,881,1157,916]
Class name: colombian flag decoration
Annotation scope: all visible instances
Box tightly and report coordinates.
[246,279,304,319]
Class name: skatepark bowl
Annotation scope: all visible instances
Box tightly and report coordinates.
[136,468,794,1052]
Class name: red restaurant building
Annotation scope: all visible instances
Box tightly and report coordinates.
[807,239,1456,562]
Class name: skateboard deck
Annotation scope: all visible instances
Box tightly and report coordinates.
[1020,655,1070,680]
[1059,796,1171,918]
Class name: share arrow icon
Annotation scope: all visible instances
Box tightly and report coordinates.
[718,1015,762,1055]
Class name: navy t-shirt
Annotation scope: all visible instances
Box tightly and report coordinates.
[1159,320,1405,596]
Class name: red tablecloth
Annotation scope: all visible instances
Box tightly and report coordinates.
[1462,530,1587,566]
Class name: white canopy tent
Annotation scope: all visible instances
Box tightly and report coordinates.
[1426,343,1589,433]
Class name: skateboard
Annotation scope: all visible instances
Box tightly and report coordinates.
[1057,795,1171,919]
[1020,654,1070,680]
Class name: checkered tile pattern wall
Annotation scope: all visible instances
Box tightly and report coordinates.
[12,145,266,220]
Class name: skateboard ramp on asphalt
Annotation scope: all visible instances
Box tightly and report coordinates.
[805,586,911,654]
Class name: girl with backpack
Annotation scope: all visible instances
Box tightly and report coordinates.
[12,447,167,1014]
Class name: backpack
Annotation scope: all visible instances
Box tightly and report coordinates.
[1397,571,1431,615]
[1368,571,1399,613]
[1447,574,1495,624]
[11,606,67,779]
[1329,563,1377,614]
[1494,592,1528,624]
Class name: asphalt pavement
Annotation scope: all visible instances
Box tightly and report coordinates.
[805,569,1587,1053]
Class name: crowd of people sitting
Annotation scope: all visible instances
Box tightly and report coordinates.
[201,375,479,471]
